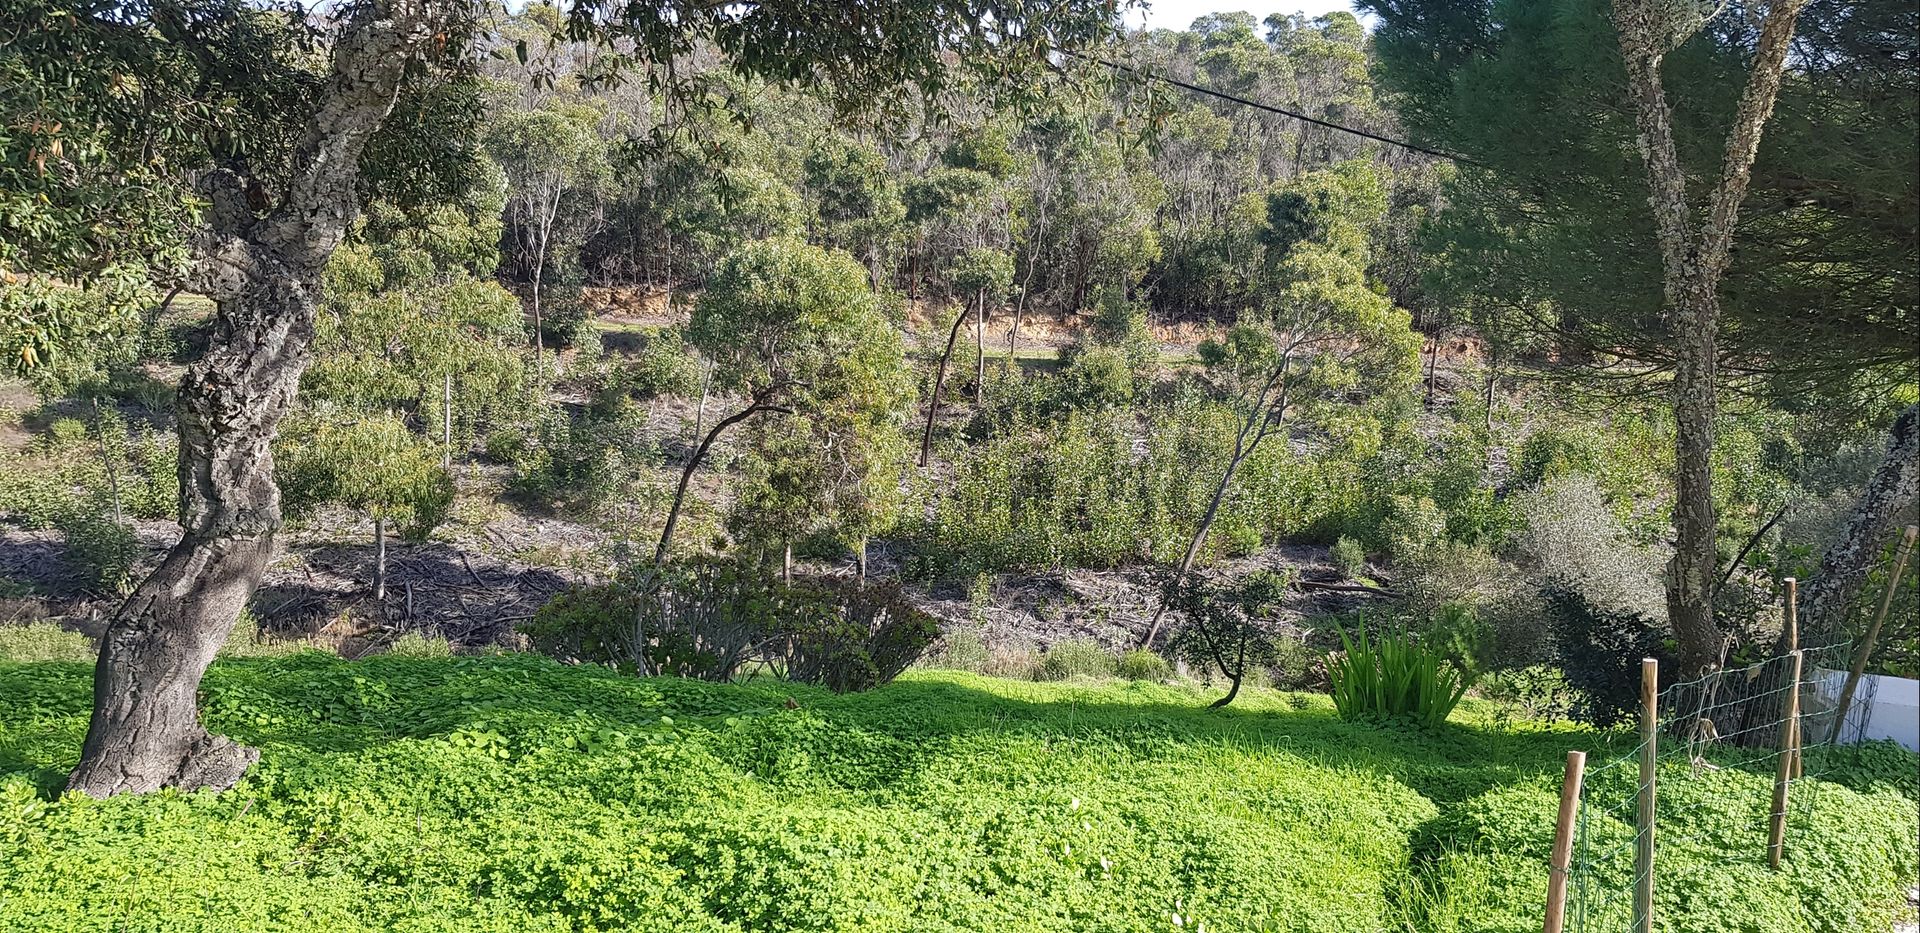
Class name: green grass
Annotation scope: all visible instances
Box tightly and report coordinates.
[0,651,1912,932]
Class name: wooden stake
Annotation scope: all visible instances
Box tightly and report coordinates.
[1768,648,1804,870]
[1833,526,1918,743]
[1634,657,1657,933]
[1783,578,1802,779]
[1544,750,1586,933]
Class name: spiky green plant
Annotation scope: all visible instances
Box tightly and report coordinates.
[1328,621,1470,729]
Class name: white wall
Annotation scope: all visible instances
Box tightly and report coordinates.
[1812,668,1920,752]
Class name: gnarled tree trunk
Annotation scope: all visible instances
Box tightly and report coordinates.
[67,2,432,798]
[1612,0,1808,673]
[1799,402,1920,641]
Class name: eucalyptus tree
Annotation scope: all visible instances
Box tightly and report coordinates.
[658,237,909,565]
[6,0,1125,797]
[277,412,455,602]
[1143,162,1419,646]
[486,99,611,366]
[918,246,1013,466]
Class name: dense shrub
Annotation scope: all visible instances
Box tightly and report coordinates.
[780,579,939,693]
[489,408,654,510]
[0,622,93,662]
[1548,585,1669,727]
[62,500,142,593]
[524,566,933,692]
[1117,648,1172,682]
[1513,475,1668,624]
[1165,569,1290,708]
[908,399,1321,578]
[1034,639,1118,681]
[620,326,703,399]
[1330,535,1368,580]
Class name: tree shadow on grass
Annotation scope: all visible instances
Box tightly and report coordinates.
[0,655,1632,813]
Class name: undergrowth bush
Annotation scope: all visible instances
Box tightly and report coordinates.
[1117,648,1171,682]
[1033,639,1116,681]
[523,565,934,692]
[0,623,93,663]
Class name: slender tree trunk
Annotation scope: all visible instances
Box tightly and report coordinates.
[1142,446,1251,648]
[531,250,547,385]
[856,536,869,582]
[1423,328,1440,407]
[372,517,387,602]
[1613,0,1809,673]
[66,2,432,798]
[973,288,986,401]
[1209,632,1250,709]
[918,303,971,467]
[441,371,453,468]
[92,401,123,528]
[1482,350,1496,441]
[1799,402,1920,641]
[782,540,792,585]
[1142,358,1292,648]
[693,358,712,443]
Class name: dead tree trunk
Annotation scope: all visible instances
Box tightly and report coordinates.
[67,2,433,798]
[1612,0,1809,673]
[1799,402,1920,641]
[918,303,971,467]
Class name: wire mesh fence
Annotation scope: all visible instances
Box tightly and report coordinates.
[1553,637,1861,933]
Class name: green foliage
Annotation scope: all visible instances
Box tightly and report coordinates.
[1363,0,1917,408]
[277,412,454,541]
[1329,622,1469,729]
[0,623,93,663]
[487,407,654,512]
[311,252,528,445]
[607,326,701,401]
[1331,536,1368,579]
[692,237,904,406]
[0,656,1907,931]
[523,567,934,693]
[61,499,141,594]
[1546,585,1668,728]
[1165,569,1291,707]
[1033,639,1117,681]
[779,579,940,693]
[1117,648,1172,683]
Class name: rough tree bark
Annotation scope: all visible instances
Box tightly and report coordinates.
[1799,402,1920,641]
[1612,0,1809,673]
[66,2,434,798]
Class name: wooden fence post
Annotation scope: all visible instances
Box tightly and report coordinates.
[1544,750,1586,933]
[1833,526,1919,743]
[1768,648,1804,870]
[1783,578,1802,779]
[1634,657,1657,933]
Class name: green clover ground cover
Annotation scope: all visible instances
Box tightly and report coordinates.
[0,649,1913,932]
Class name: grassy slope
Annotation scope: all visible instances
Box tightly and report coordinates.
[0,651,1913,933]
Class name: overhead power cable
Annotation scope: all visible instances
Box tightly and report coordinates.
[1057,47,1484,166]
